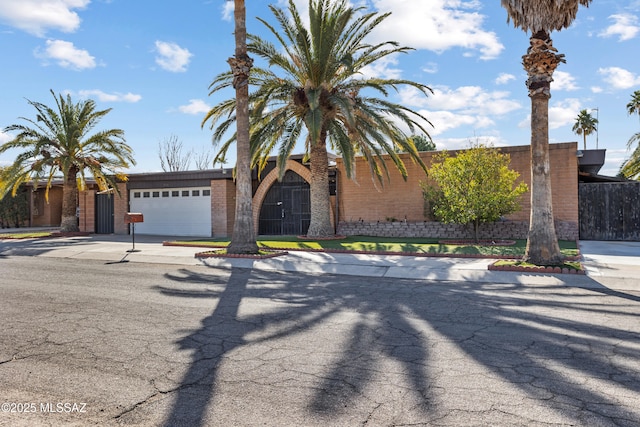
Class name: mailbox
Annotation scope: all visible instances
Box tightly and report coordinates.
[124,213,144,224]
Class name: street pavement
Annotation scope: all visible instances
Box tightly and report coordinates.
[0,232,638,292]
[0,232,639,426]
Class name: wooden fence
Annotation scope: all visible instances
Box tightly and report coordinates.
[579,182,640,241]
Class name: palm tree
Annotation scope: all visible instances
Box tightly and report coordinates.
[396,134,436,153]
[204,0,432,237]
[223,0,259,254]
[0,90,136,232]
[620,90,640,179]
[501,0,592,265]
[627,90,640,116]
[572,109,597,150]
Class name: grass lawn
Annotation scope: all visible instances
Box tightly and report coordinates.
[168,235,580,259]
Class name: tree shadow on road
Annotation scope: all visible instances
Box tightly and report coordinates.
[156,266,640,426]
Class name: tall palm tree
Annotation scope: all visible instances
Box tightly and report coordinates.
[572,109,597,151]
[0,90,135,232]
[204,0,432,237]
[620,90,640,179]
[223,0,259,254]
[627,90,640,116]
[501,0,592,265]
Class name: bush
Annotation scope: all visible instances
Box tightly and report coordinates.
[421,144,528,241]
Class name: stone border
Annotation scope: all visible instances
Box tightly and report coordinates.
[488,260,586,275]
[438,239,516,246]
[194,249,288,259]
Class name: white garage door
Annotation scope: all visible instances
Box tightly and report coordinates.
[129,187,211,236]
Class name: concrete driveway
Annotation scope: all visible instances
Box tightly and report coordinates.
[1,242,639,426]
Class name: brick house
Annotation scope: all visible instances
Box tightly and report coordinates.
[75,142,581,240]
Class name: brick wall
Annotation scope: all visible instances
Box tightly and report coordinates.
[113,182,128,235]
[211,179,236,237]
[79,182,128,234]
[31,187,63,227]
[78,189,95,233]
[335,142,579,237]
[338,220,579,241]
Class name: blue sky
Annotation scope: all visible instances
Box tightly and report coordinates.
[1,0,639,177]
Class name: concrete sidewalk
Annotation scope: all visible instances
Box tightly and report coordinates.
[1,232,638,292]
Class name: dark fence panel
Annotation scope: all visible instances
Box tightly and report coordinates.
[95,194,114,234]
[579,182,640,241]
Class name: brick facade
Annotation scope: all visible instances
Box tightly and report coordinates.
[113,183,128,235]
[211,179,236,237]
[74,142,580,240]
[79,182,128,234]
[335,142,579,239]
[30,186,63,227]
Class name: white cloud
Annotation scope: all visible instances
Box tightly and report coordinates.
[0,0,89,36]
[599,14,640,41]
[404,85,521,116]
[284,0,503,59]
[518,98,582,130]
[549,98,582,129]
[495,73,515,85]
[399,84,521,136]
[422,62,439,74]
[78,90,141,103]
[552,71,579,91]
[360,56,403,79]
[370,0,504,60]
[423,110,493,136]
[34,39,96,70]
[179,99,211,115]
[598,66,640,89]
[591,86,603,94]
[0,130,12,144]
[221,1,234,21]
[154,41,192,72]
[434,134,506,151]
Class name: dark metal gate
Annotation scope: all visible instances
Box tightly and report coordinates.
[579,182,640,241]
[259,170,310,235]
[95,193,114,234]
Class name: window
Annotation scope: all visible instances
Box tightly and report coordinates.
[162,191,169,197]
[182,190,189,197]
[192,190,200,197]
[152,191,160,198]
[172,191,179,197]
[133,192,141,198]
[203,189,211,196]
[143,192,150,198]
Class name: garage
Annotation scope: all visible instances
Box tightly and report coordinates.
[129,187,211,236]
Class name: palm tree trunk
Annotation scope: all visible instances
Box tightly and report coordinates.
[227,0,258,254]
[522,31,563,265]
[306,134,334,237]
[60,166,79,232]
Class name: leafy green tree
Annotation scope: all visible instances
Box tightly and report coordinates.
[0,90,136,232]
[422,144,528,242]
[572,109,598,150]
[620,90,640,179]
[203,0,432,237]
[501,0,592,265]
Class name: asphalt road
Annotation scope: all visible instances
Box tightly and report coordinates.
[1,256,639,426]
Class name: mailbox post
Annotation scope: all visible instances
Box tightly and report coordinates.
[124,213,144,252]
